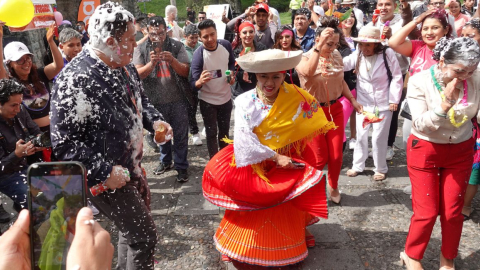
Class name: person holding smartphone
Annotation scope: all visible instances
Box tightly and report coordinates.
[51,3,172,269]
[0,80,44,215]
[134,16,191,181]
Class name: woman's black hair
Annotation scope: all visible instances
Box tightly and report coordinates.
[464,18,480,34]
[273,25,302,51]
[0,79,26,105]
[346,9,359,38]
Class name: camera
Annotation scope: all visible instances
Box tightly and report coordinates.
[26,132,52,148]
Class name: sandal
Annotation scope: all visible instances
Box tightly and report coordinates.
[346,169,359,177]
[373,172,386,181]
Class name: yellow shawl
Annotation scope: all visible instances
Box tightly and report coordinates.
[249,83,337,182]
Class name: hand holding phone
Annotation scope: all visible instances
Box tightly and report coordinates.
[152,41,162,54]
[66,207,114,270]
[0,210,31,270]
[208,69,222,79]
[28,162,87,269]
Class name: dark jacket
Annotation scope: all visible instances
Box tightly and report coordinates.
[51,47,163,187]
[231,40,267,98]
[0,106,41,176]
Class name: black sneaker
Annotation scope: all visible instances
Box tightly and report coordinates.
[0,204,12,223]
[144,133,160,153]
[153,163,173,175]
[176,169,189,183]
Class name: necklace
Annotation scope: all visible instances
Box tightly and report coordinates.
[256,87,276,105]
[430,66,468,128]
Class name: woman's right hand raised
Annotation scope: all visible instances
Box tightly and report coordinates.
[415,9,436,24]
[316,27,335,51]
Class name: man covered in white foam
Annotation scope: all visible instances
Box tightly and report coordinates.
[50,2,172,269]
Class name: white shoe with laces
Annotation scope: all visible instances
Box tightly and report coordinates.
[386,146,394,161]
[192,133,203,146]
[349,138,356,150]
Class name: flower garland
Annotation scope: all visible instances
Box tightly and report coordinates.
[430,66,469,128]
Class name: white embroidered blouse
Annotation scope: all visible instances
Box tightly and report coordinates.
[233,89,277,167]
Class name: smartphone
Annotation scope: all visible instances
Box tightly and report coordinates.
[209,69,222,79]
[152,41,162,54]
[291,161,306,169]
[27,162,87,270]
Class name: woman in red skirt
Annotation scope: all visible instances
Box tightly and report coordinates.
[203,49,336,267]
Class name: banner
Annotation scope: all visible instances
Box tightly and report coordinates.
[203,4,231,39]
[9,0,57,32]
[78,0,100,25]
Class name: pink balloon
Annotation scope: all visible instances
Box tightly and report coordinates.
[54,11,63,25]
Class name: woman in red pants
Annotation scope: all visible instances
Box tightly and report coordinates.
[297,17,362,203]
[403,37,480,270]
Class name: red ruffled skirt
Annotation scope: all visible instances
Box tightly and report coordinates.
[203,144,328,266]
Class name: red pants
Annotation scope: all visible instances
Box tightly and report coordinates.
[308,102,344,189]
[405,135,474,260]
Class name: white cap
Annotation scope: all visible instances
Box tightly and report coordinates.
[4,42,33,62]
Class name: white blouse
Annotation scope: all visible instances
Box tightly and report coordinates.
[233,89,276,167]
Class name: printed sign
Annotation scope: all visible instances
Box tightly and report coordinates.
[9,0,57,32]
[203,4,231,39]
[77,0,100,25]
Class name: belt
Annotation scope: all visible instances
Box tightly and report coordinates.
[319,99,337,107]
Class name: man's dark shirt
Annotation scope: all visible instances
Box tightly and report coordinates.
[0,107,41,176]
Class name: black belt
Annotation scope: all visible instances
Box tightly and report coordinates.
[319,99,337,107]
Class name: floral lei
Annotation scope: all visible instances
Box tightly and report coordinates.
[430,66,469,128]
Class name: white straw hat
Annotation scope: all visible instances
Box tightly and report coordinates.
[341,0,356,4]
[352,25,382,43]
[236,49,303,73]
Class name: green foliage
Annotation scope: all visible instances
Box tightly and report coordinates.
[279,11,292,25]
[137,0,217,20]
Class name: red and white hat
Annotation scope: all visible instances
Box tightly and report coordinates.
[255,3,269,13]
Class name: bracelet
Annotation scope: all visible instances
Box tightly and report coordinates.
[434,107,447,118]
[444,98,456,105]
[314,48,320,53]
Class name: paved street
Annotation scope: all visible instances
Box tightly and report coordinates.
[2,116,480,269]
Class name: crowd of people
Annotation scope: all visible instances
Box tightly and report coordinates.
[0,0,479,269]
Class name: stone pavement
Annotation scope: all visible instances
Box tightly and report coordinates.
[2,117,480,270]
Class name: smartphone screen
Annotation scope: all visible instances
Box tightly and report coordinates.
[209,69,222,79]
[27,162,87,270]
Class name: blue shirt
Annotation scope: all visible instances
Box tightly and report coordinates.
[294,27,315,53]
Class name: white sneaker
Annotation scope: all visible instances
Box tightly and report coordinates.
[88,200,100,216]
[192,133,203,146]
[386,146,394,161]
[403,185,412,195]
[201,127,206,137]
[349,138,356,150]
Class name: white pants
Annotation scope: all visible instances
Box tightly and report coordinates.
[352,110,393,174]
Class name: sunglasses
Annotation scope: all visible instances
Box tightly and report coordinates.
[15,55,33,65]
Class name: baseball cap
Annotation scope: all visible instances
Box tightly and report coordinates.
[255,3,269,13]
[4,42,33,62]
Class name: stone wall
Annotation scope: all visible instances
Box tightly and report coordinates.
[3,28,47,68]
